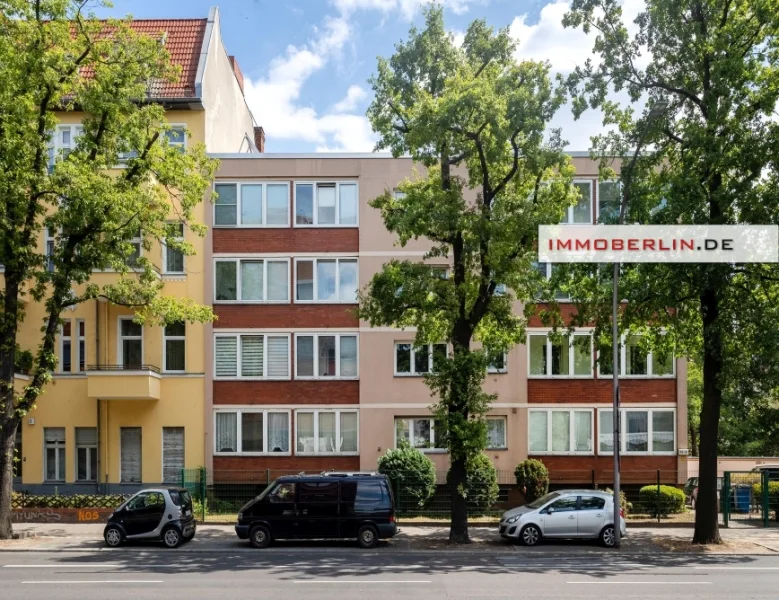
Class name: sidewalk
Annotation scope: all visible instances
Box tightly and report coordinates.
[1,523,778,554]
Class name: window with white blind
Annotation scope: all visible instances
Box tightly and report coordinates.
[296,409,358,455]
[528,409,593,455]
[527,332,593,377]
[120,427,142,483]
[44,428,65,481]
[395,343,448,376]
[214,334,290,379]
[295,334,358,379]
[214,410,291,455]
[294,258,358,303]
[598,408,675,455]
[76,427,97,481]
[162,427,185,483]
[214,182,290,227]
[294,181,358,226]
[214,259,289,302]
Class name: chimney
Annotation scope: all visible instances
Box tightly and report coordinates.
[253,126,265,153]
[228,55,244,95]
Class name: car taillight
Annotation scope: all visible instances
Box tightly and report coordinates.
[389,514,395,523]
[620,508,625,518]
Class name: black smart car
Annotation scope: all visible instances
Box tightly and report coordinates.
[104,487,196,548]
[235,472,397,549]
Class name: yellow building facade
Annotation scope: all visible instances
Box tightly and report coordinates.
[12,7,258,492]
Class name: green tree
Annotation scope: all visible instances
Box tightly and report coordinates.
[0,1,217,539]
[361,6,576,543]
[563,0,779,544]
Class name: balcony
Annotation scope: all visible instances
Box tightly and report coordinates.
[86,364,161,400]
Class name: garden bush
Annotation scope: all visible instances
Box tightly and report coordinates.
[602,488,633,516]
[751,481,779,521]
[514,459,549,503]
[378,443,436,511]
[638,485,686,517]
[447,453,499,516]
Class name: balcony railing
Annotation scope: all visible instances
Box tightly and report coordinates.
[87,364,161,374]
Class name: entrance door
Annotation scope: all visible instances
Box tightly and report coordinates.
[542,496,579,537]
[120,428,142,483]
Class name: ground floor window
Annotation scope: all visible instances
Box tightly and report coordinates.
[486,417,507,449]
[44,427,65,481]
[162,427,185,483]
[75,427,97,481]
[120,427,142,483]
[598,408,675,454]
[214,410,290,455]
[528,409,593,454]
[394,417,446,451]
[295,409,358,454]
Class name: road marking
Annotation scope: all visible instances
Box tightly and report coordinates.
[693,567,779,570]
[22,580,163,584]
[567,581,711,585]
[294,580,431,584]
[5,564,121,568]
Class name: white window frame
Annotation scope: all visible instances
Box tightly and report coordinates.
[128,228,142,267]
[486,416,508,449]
[59,320,72,374]
[294,333,359,380]
[163,322,186,373]
[77,319,86,372]
[393,417,445,452]
[213,258,290,303]
[75,427,97,482]
[45,227,56,271]
[164,124,187,152]
[597,408,677,456]
[44,428,66,482]
[293,180,359,227]
[212,181,291,228]
[48,124,84,169]
[562,179,594,225]
[596,179,622,223]
[487,352,508,374]
[394,343,447,376]
[213,409,292,456]
[162,222,185,274]
[596,334,676,378]
[294,409,360,456]
[526,330,594,378]
[527,408,595,455]
[213,333,291,380]
[293,257,359,303]
[533,262,570,301]
[117,316,143,368]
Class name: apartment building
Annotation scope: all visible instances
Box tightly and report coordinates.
[206,153,689,485]
[13,7,259,493]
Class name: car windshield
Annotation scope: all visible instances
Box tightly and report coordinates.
[526,491,560,509]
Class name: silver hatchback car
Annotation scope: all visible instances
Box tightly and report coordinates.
[499,489,627,547]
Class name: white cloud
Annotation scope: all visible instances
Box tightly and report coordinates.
[333,0,482,20]
[450,28,465,48]
[333,85,369,113]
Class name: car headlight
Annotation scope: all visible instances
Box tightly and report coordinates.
[506,515,520,524]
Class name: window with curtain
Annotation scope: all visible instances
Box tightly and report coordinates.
[267,412,290,453]
[529,411,548,453]
[215,259,289,302]
[599,408,675,454]
[486,417,507,449]
[393,418,444,450]
[215,410,290,454]
[296,409,358,454]
[529,410,593,454]
[626,410,649,451]
[599,410,614,453]
[214,334,290,379]
[215,413,237,453]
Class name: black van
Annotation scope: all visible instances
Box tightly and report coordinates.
[234,472,397,549]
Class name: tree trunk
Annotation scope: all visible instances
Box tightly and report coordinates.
[448,454,469,544]
[689,424,698,457]
[0,275,20,540]
[0,419,18,539]
[693,285,722,544]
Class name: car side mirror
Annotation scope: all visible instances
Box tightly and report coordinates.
[546,507,555,514]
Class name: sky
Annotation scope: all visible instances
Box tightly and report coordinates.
[92,0,645,153]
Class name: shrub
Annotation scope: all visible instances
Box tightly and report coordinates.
[639,485,686,517]
[448,453,499,516]
[378,443,436,511]
[751,481,779,521]
[602,488,633,516]
[514,459,549,503]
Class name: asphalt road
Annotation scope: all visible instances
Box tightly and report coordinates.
[1,549,778,599]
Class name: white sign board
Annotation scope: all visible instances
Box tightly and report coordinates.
[538,225,779,263]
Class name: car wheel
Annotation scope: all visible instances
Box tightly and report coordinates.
[600,525,617,548]
[520,524,541,547]
[104,525,123,548]
[250,525,271,549]
[357,525,378,549]
[162,526,182,549]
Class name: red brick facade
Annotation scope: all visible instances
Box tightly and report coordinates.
[213,380,359,405]
[214,304,358,329]
[213,228,359,253]
[214,455,360,473]
[533,455,678,484]
[528,378,677,403]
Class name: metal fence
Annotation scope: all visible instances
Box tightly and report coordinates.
[723,471,779,528]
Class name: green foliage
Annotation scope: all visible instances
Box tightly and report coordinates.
[513,459,549,503]
[447,453,499,516]
[377,443,437,509]
[639,485,686,517]
[751,482,779,521]
[14,347,33,375]
[361,4,577,540]
[602,488,633,516]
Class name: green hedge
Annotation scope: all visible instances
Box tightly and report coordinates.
[751,481,779,521]
[638,485,686,517]
[514,459,549,503]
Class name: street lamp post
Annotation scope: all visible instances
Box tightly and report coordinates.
[612,101,667,549]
